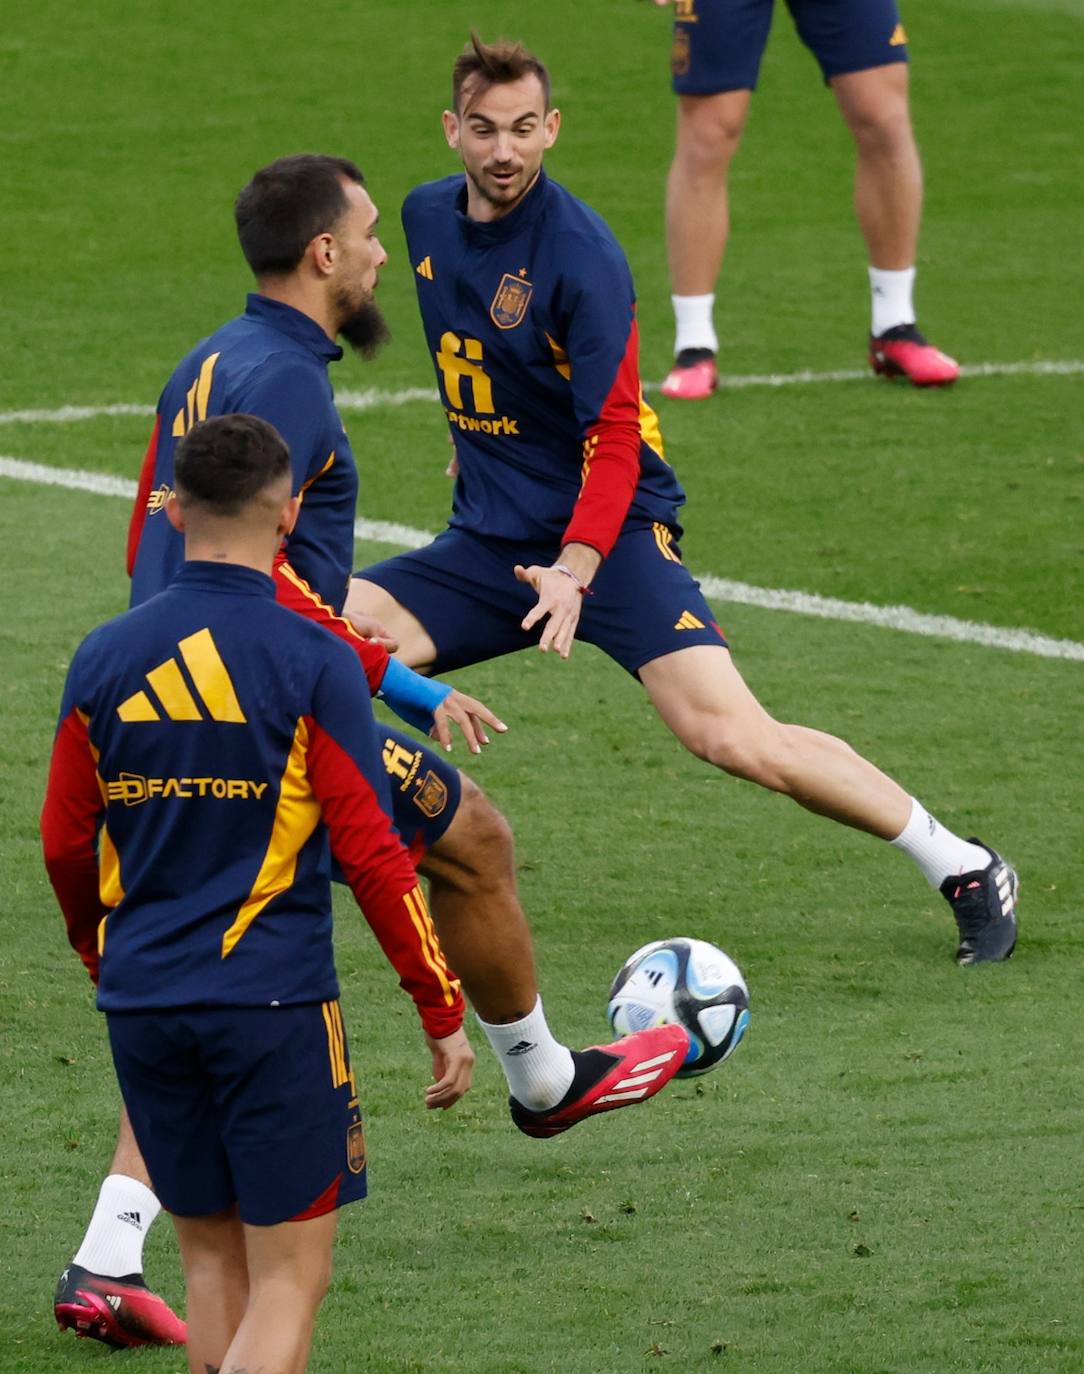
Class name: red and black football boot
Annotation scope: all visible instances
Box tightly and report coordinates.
[510,1024,690,1138]
[869,324,959,386]
[54,1263,187,1348]
[660,348,719,400]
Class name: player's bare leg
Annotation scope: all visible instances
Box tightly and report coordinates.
[175,1209,336,1374]
[349,577,439,670]
[833,63,958,385]
[171,1207,248,1373]
[640,645,1016,959]
[54,1105,187,1347]
[641,643,912,834]
[349,576,691,1119]
[420,774,537,1022]
[661,89,752,398]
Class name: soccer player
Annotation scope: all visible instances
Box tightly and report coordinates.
[53,153,688,1349]
[41,414,474,1374]
[651,0,960,397]
[351,35,1017,968]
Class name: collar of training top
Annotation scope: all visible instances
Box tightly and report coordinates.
[243,293,344,363]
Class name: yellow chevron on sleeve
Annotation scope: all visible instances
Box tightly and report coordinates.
[146,657,203,720]
[403,885,460,1007]
[194,352,220,423]
[117,690,161,722]
[545,332,571,380]
[416,255,434,280]
[178,628,246,723]
[222,719,321,958]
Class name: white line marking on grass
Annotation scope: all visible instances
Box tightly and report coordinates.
[3,454,1081,663]
[1,359,1081,428]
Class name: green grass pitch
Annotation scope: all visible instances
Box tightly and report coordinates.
[1,1,1082,1370]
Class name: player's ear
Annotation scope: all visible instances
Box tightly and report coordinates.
[164,492,185,533]
[442,109,460,150]
[278,495,301,537]
[309,232,336,279]
[543,107,561,150]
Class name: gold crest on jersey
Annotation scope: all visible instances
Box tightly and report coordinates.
[413,770,449,819]
[490,273,533,329]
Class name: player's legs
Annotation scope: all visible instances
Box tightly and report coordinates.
[170,1207,248,1374]
[662,91,752,399]
[791,0,958,381]
[638,643,1017,959]
[833,62,921,273]
[206,1212,338,1374]
[349,576,439,670]
[640,643,912,835]
[55,1105,186,1347]
[419,772,538,1023]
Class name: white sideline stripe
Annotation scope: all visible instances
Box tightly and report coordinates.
[2,454,1082,664]
[0,359,1081,429]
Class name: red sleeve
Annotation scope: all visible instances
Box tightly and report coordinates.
[126,415,161,577]
[272,552,390,697]
[305,718,464,1038]
[560,315,643,560]
[40,710,107,983]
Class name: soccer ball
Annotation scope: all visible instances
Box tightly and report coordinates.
[607,937,750,1077]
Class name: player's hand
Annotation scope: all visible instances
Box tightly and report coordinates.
[344,610,400,652]
[430,689,508,754]
[423,1027,475,1109]
[514,563,585,660]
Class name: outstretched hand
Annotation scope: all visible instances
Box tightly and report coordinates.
[423,1027,475,1109]
[430,689,508,754]
[514,563,585,660]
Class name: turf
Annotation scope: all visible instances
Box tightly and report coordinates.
[1,1,1082,1371]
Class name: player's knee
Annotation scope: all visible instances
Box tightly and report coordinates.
[847,101,914,159]
[428,773,517,888]
[687,719,788,788]
[677,104,745,173]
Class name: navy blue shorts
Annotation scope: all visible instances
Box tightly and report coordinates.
[382,726,460,861]
[108,1002,367,1226]
[671,0,908,94]
[359,524,727,679]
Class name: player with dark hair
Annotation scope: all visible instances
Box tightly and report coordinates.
[351,34,1017,969]
[652,0,959,397]
[54,151,688,1349]
[42,413,472,1374]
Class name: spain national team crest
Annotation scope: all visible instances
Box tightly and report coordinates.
[347,1119,367,1175]
[413,769,449,820]
[490,272,533,329]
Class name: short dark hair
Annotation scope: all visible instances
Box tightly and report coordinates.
[234,153,366,277]
[175,415,291,516]
[452,32,551,114]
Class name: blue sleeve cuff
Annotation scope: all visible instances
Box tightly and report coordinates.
[377,657,454,734]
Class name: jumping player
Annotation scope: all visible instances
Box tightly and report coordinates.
[41,414,474,1374]
[53,153,689,1349]
[651,0,959,397]
[351,35,1017,967]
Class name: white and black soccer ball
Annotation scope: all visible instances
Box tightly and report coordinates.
[607,937,750,1077]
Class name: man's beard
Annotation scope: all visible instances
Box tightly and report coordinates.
[336,294,391,360]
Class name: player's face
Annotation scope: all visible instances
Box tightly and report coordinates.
[444,75,560,222]
[330,181,391,358]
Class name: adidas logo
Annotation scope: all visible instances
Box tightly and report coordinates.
[117,1210,143,1229]
[106,1295,122,1312]
[172,351,221,438]
[674,610,705,631]
[416,255,434,280]
[505,1040,537,1057]
[117,627,246,724]
[889,22,907,45]
[595,1049,680,1105]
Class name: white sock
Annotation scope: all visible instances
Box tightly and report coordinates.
[869,266,916,336]
[890,798,991,889]
[672,293,718,356]
[71,1174,161,1278]
[477,996,575,1111]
